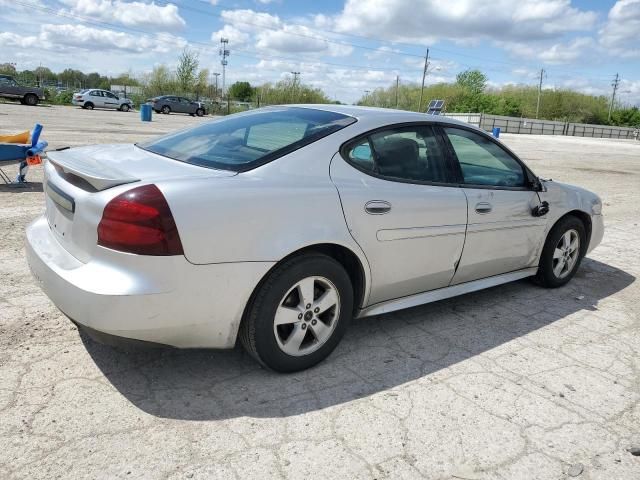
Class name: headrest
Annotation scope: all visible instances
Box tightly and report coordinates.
[376,137,419,171]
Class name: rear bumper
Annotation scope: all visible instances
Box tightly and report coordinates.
[26,215,274,348]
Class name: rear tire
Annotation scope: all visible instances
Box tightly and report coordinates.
[196,108,204,117]
[84,102,94,110]
[534,215,586,288]
[240,254,353,372]
[162,105,171,114]
[24,94,38,106]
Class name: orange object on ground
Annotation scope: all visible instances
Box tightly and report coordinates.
[0,131,30,144]
[26,155,42,166]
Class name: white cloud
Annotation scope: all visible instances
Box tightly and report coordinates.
[220,9,282,31]
[333,0,597,44]
[365,46,401,60]
[212,24,250,47]
[60,0,186,31]
[0,23,187,54]
[599,0,640,58]
[217,8,352,57]
[504,36,595,64]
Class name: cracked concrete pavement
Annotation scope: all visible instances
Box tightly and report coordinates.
[1,104,639,479]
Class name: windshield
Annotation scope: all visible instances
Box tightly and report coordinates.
[138,107,356,172]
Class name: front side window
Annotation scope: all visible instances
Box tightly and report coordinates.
[444,127,525,187]
[138,107,356,172]
[345,125,448,184]
[105,92,117,99]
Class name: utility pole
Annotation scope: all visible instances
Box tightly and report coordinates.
[219,38,230,96]
[608,73,620,122]
[363,90,371,105]
[536,68,545,119]
[212,72,220,99]
[418,49,430,112]
[290,71,300,102]
[395,75,399,109]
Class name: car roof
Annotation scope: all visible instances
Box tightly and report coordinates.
[286,104,472,129]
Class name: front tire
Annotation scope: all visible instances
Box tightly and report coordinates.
[196,108,204,117]
[535,215,586,288]
[120,104,130,112]
[240,254,353,372]
[24,94,38,106]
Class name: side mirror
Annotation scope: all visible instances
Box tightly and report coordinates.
[532,201,549,217]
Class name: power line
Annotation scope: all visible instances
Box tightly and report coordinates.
[8,0,634,93]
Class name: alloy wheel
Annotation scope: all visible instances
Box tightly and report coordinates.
[273,276,340,356]
[553,229,580,279]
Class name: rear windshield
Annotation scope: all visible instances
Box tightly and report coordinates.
[138,107,356,172]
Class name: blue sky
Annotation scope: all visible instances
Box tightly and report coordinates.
[1,0,639,104]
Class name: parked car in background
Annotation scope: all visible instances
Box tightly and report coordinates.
[0,75,45,106]
[72,89,133,111]
[26,105,604,372]
[148,95,206,116]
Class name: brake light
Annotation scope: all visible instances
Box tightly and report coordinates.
[97,184,184,256]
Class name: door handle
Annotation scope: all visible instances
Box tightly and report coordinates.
[475,202,492,214]
[365,200,391,215]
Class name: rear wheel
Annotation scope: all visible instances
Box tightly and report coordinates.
[84,102,94,110]
[196,108,204,117]
[162,105,171,114]
[240,254,353,372]
[24,94,38,106]
[535,215,586,288]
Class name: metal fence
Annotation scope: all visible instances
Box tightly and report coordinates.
[443,113,639,140]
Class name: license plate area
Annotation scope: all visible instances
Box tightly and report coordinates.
[46,181,75,214]
[45,182,75,240]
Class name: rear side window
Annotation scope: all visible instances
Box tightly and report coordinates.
[139,107,356,172]
[344,125,449,184]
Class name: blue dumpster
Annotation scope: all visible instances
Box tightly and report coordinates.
[492,127,501,138]
[140,104,152,122]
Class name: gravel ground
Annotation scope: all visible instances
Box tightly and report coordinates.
[1,104,640,480]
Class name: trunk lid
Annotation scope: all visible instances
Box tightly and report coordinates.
[44,144,235,262]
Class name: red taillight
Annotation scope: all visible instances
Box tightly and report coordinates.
[97,184,184,256]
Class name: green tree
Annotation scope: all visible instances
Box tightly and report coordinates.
[145,65,174,97]
[455,69,488,95]
[0,63,17,75]
[228,81,255,101]
[176,48,199,94]
[194,69,209,100]
[34,66,56,85]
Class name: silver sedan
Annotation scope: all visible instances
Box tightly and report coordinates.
[26,105,604,372]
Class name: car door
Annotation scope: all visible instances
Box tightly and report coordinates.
[440,126,548,285]
[181,97,195,114]
[173,97,185,113]
[89,90,105,108]
[104,91,119,109]
[0,76,20,98]
[331,124,468,305]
